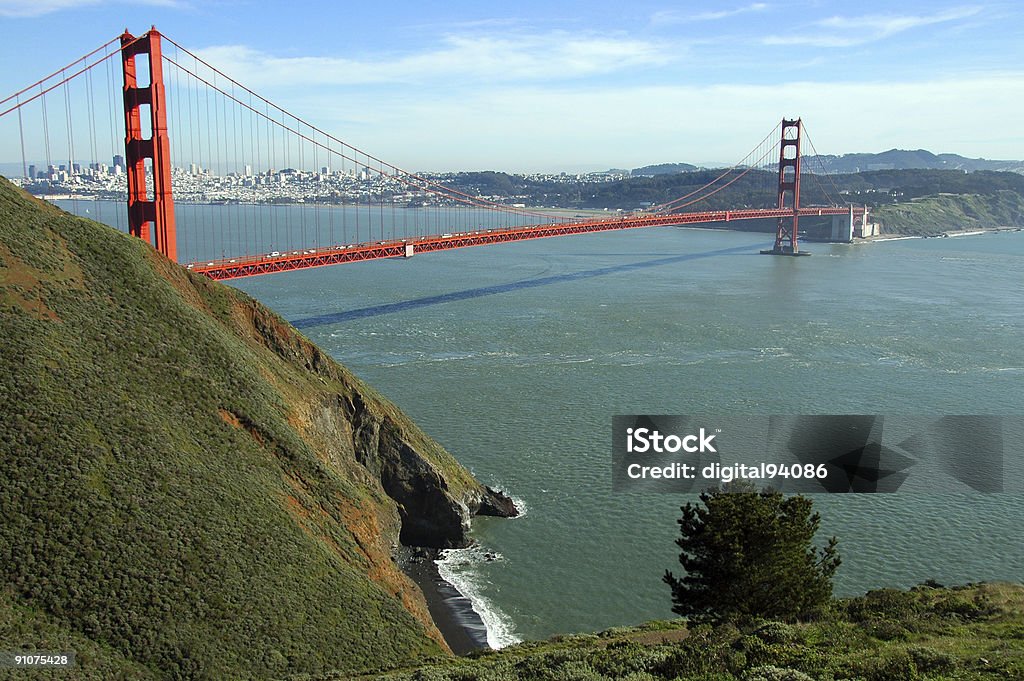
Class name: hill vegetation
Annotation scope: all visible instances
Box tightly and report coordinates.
[343,582,1024,681]
[631,162,699,176]
[803,149,1024,175]
[441,167,1024,234]
[870,191,1024,235]
[664,488,840,626]
[0,177,514,679]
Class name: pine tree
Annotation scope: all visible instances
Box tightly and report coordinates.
[663,485,840,625]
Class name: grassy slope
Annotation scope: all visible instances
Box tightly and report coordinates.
[873,191,1024,235]
[341,583,1024,681]
[0,179,482,679]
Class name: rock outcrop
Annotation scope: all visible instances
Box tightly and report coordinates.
[242,295,519,549]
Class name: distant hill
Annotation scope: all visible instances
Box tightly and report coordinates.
[624,151,1024,177]
[0,178,514,678]
[804,149,1024,174]
[631,162,699,176]
[436,166,1024,233]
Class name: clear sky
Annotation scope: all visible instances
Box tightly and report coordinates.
[1,0,1022,172]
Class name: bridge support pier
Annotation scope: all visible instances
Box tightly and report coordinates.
[121,27,177,262]
[761,118,810,256]
[830,206,855,242]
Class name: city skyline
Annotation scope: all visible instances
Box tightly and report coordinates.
[1,0,1023,172]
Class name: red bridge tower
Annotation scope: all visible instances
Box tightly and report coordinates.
[761,118,809,256]
[120,28,177,261]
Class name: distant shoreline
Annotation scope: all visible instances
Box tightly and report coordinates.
[39,193,1024,243]
[859,225,1023,242]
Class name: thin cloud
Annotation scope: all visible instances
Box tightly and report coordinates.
[651,3,768,25]
[0,0,184,18]
[764,6,982,48]
[192,32,673,88]
[404,17,528,32]
[279,69,1024,171]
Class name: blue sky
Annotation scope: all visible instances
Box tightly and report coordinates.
[1,0,1022,171]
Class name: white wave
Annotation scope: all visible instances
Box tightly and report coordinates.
[426,352,476,363]
[507,494,528,518]
[755,346,791,357]
[436,547,521,650]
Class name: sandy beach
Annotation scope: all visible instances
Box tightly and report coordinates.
[399,547,490,655]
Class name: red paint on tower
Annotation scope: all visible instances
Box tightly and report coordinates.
[121,28,177,261]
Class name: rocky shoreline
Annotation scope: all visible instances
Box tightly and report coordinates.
[394,485,519,655]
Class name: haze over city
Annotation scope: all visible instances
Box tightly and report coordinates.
[1,0,1023,172]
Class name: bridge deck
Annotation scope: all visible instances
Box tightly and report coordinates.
[191,206,861,280]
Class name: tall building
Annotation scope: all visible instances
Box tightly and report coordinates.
[113,154,125,169]
[28,164,36,180]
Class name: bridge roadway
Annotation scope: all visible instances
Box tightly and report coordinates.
[191,206,863,280]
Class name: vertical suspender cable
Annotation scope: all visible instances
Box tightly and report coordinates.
[249,88,258,259]
[298,119,305,253]
[354,150,360,244]
[41,85,51,185]
[204,64,214,258]
[312,126,321,250]
[213,69,224,259]
[231,80,241,259]
[342,145,348,246]
[85,63,99,222]
[328,146,335,248]
[170,53,185,261]
[17,95,28,180]
[63,69,77,215]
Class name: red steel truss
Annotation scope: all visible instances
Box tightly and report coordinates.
[192,205,865,280]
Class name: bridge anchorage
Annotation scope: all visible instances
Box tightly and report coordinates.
[1,27,868,279]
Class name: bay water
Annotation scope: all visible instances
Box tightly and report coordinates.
[59,200,1024,645]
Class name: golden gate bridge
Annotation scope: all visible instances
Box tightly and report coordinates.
[1,28,867,280]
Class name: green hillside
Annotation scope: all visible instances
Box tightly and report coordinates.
[871,191,1024,235]
[0,178,510,679]
[346,583,1024,681]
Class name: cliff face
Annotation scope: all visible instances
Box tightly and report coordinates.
[238,277,518,549]
[0,178,513,680]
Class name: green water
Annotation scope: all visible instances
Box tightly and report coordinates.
[60,201,1024,645]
